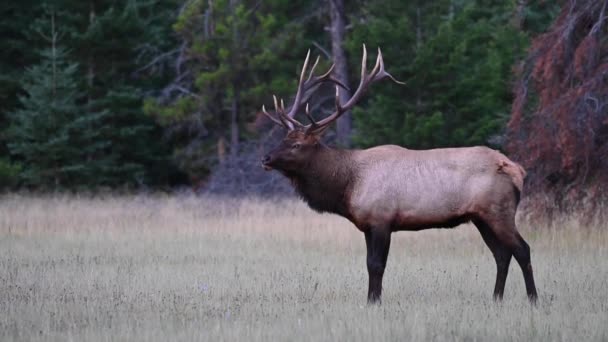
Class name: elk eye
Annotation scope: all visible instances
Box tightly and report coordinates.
[292,143,301,149]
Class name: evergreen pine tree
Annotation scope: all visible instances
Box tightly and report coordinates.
[6,10,111,188]
[0,1,44,164]
[71,0,176,186]
[5,2,177,189]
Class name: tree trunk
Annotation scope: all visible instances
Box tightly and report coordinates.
[415,5,422,111]
[50,10,57,98]
[511,0,527,29]
[449,0,455,21]
[513,0,528,30]
[217,136,226,164]
[230,88,239,157]
[328,0,351,147]
[88,2,96,90]
[229,0,240,157]
[416,6,422,49]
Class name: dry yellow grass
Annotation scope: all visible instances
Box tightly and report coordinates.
[1,194,607,341]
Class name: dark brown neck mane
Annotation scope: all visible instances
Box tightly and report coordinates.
[285,146,356,217]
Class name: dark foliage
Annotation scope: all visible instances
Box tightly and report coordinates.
[506,0,608,220]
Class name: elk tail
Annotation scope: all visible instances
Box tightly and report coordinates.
[498,159,526,194]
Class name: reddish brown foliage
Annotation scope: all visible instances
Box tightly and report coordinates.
[506,0,608,221]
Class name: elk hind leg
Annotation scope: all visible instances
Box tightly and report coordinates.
[473,219,512,300]
[511,232,538,302]
[483,217,538,303]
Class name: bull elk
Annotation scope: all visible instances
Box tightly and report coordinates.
[261,45,538,304]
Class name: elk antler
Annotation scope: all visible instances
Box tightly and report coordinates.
[305,44,404,134]
[262,49,348,130]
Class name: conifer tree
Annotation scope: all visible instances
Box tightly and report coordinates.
[0,1,43,166]
[6,9,110,188]
[5,2,178,188]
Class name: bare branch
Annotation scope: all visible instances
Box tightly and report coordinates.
[312,41,331,59]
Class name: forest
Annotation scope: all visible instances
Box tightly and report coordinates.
[0,0,605,218]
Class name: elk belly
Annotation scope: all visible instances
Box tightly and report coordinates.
[348,170,474,231]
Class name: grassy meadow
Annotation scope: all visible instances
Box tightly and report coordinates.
[1,194,607,341]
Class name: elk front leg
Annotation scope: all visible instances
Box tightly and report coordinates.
[364,228,391,304]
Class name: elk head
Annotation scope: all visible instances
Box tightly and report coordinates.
[261,45,403,172]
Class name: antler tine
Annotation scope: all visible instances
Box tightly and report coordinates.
[273,95,280,114]
[307,44,403,131]
[261,105,284,126]
[265,47,379,131]
[304,103,319,127]
[370,47,383,79]
[291,51,350,122]
[296,60,348,115]
[360,44,368,83]
[299,50,311,86]
[317,62,334,79]
[371,48,406,84]
[273,95,292,129]
[307,55,321,82]
[282,50,313,122]
[292,50,311,107]
[312,63,349,91]
[277,96,304,128]
[334,85,342,112]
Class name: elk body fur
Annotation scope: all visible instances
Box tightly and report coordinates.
[347,145,526,229]
[262,46,538,304]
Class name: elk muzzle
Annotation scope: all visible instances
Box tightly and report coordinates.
[261,154,273,171]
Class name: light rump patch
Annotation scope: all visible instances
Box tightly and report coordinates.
[497,159,526,192]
